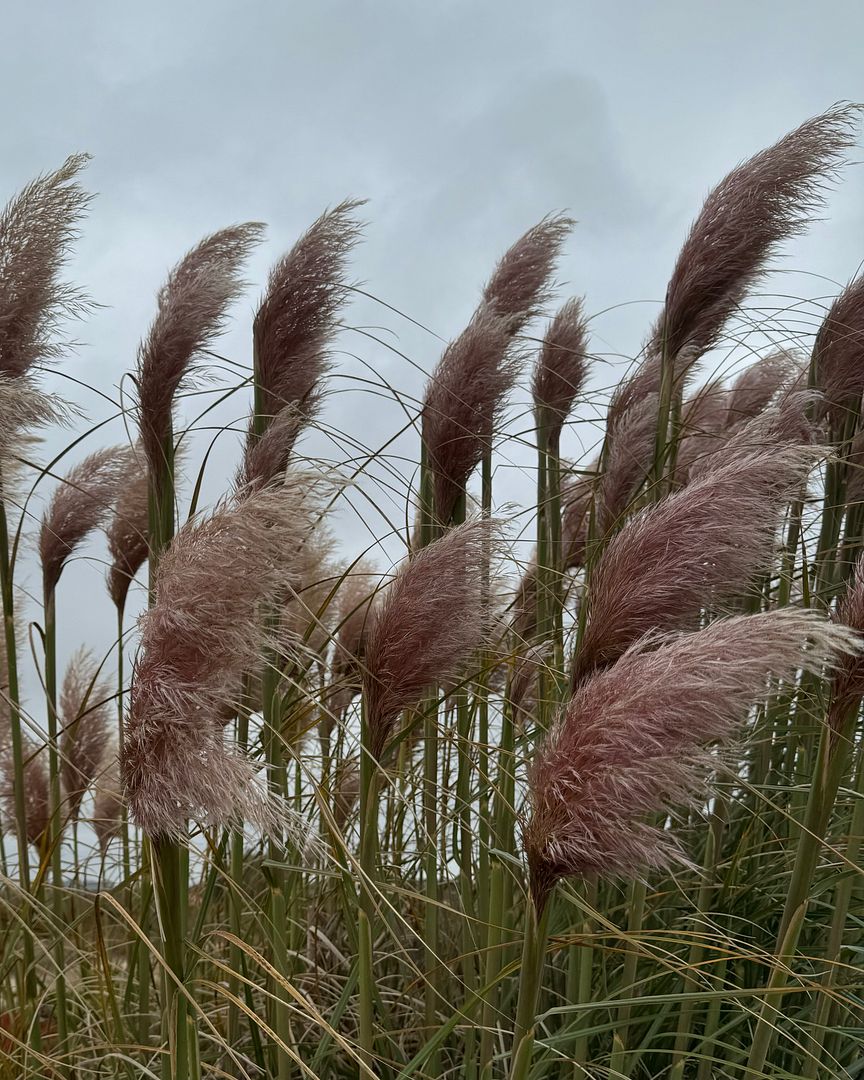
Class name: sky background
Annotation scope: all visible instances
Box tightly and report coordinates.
[2,0,864,705]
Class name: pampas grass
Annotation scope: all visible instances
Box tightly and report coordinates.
[121,482,325,838]
[3,107,864,1080]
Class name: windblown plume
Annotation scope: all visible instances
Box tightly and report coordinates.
[510,563,540,643]
[423,217,573,526]
[237,405,307,492]
[482,215,573,334]
[525,609,858,908]
[674,380,729,481]
[686,391,816,483]
[827,555,864,734]
[276,528,340,663]
[105,447,149,612]
[532,297,590,447]
[136,223,264,488]
[725,351,802,426]
[561,468,596,570]
[92,752,123,855]
[609,105,858,429]
[813,274,864,426]
[0,154,92,378]
[509,642,553,730]
[121,481,325,838]
[845,428,864,510]
[0,379,70,474]
[60,648,112,821]
[422,310,517,526]
[1,740,49,848]
[251,200,363,435]
[675,356,803,481]
[363,518,501,759]
[40,445,131,594]
[596,393,658,534]
[326,561,379,721]
[572,440,818,686]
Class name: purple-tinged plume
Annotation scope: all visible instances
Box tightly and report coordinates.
[609,105,858,431]
[0,739,49,848]
[813,274,864,426]
[572,440,818,686]
[363,519,502,759]
[121,481,324,838]
[423,217,573,526]
[105,446,149,612]
[40,445,132,594]
[532,297,590,448]
[0,154,92,378]
[596,393,658,534]
[526,609,858,909]
[252,201,363,427]
[136,223,264,491]
[92,753,123,855]
[60,648,113,822]
[828,555,864,737]
[725,351,802,426]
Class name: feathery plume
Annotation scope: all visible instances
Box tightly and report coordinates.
[482,214,574,334]
[326,561,379,720]
[279,534,342,663]
[812,274,864,425]
[827,555,864,733]
[251,200,363,432]
[725,351,802,426]
[121,481,324,839]
[510,563,540,643]
[609,105,858,429]
[532,297,590,446]
[572,440,818,686]
[60,648,113,821]
[1,740,49,848]
[845,428,864,510]
[673,380,729,481]
[0,154,92,378]
[423,217,573,526]
[596,393,658,534]
[0,378,70,472]
[561,467,596,570]
[105,446,149,612]
[136,223,264,488]
[509,642,553,730]
[526,609,858,908]
[92,752,123,855]
[237,405,307,492]
[686,391,816,483]
[363,518,501,759]
[40,445,131,594]
[422,310,517,526]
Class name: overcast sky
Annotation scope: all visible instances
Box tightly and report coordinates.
[2,0,864,700]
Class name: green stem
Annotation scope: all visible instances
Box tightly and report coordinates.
[43,585,69,1070]
[746,715,855,1074]
[357,701,380,1071]
[800,739,864,1078]
[508,899,552,1079]
[0,494,39,1036]
[608,880,646,1077]
[152,837,189,1080]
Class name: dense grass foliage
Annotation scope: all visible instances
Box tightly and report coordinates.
[2,106,864,1080]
